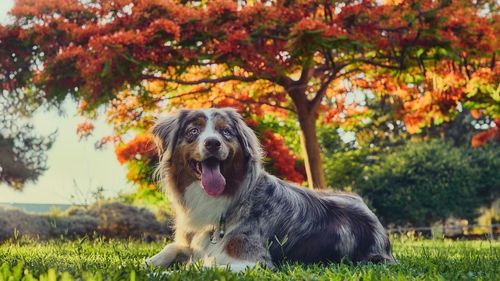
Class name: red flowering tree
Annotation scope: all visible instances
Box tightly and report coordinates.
[1,0,498,188]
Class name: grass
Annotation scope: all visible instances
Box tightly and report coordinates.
[0,237,498,281]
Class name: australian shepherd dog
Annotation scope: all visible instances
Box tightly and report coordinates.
[147,108,395,271]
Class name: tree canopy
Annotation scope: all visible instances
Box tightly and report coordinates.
[1,0,498,188]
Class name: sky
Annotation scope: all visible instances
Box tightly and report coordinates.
[0,1,132,204]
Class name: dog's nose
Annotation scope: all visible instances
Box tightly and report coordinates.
[204,138,221,153]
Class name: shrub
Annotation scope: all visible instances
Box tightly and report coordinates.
[49,215,98,239]
[324,148,368,190]
[0,202,172,242]
[468,144,500,206]
[354,140,483,226]
[84,202,170,239]
[0,209,52,241]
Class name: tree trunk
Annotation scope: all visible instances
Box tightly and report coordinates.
[297,108,327,189]
[286,79,327,189]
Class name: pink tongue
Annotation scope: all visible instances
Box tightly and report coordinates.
[201,160,225,196]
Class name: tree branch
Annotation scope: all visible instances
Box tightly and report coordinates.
[296,65,314,85]
[309,73,336,112]
[308,64,350,112]
[286,65,314,101]
[355,59,401,70]
[226,96,296,113]
[165,87,212,100]
[144,86,212,107]
[141,74,258,85]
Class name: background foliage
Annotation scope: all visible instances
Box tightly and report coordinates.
[355,141,484,226]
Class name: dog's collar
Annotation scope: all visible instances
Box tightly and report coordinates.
[210,214,226,244]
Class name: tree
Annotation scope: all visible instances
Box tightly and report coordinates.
[0,90,55,189]
[1,0,497,188]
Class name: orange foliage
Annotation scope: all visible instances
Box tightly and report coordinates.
[261,130,304,184]
[95,135,120,149]
[76,121,94,138]
[470,109,483,120]
[352,62,498,136]
[4,0,495,105]
[471,119,500,148]
[115,134,156,165]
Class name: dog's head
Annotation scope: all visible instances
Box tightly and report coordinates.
[152,108,262,197]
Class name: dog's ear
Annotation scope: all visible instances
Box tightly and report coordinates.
[223,108,263,162]
[151,110,188,161]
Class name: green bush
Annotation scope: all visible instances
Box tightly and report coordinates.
[324,149,368,190]
[319,125,368,191]
[354,140,484,226]
[468,144,500,206]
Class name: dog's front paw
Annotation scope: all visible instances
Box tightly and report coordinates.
[146,252,173,268]
[146,244,191,268]
[146,245,177,268]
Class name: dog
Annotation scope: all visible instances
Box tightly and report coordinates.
[146,108,395,271]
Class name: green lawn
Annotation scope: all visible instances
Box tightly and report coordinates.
[0,238,498,280]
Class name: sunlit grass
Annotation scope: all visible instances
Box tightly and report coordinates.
[0,237,498,280]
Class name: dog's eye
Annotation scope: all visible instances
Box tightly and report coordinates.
[222,128,233,139]
[186,127,200,141]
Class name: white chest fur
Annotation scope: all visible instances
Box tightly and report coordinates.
[175,182,232,231]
